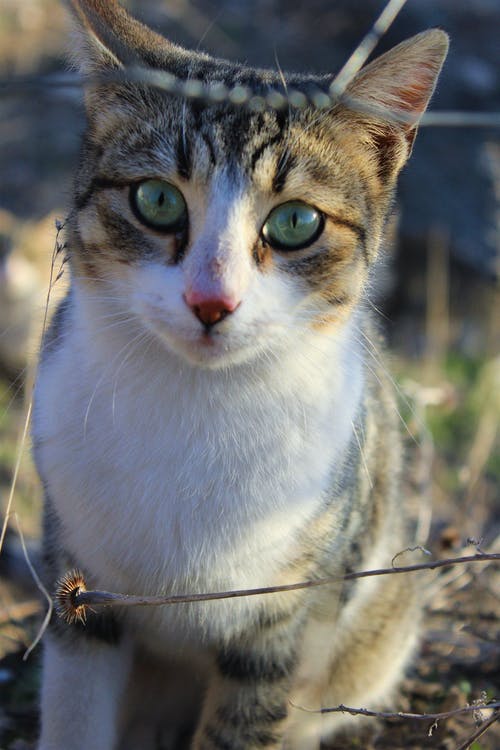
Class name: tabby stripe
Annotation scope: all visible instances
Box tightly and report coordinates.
[176,132,192,180]
[41,295,71,358]
[250,133,284,173]
[272,153,296,193]
[96,205,149,256]
[255,603,298,631]
[216,648,296,682]
[216,700,288,728]
[323,292,349,306]
[75,176,133,210]
[331,216,367,250]
[205,723,280,749]
[49,607,122,645]
[203,726,234,750]
[201,131,217,166]
[282,251,331,277]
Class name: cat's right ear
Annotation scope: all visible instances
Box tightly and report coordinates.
[343,30,449,175]
[67,0,170,73]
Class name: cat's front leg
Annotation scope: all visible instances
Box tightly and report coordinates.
[192,615,302,750]
[37,630,132,750]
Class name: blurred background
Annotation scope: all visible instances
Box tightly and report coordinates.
[0,1,498,748]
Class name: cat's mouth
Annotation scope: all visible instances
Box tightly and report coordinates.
[198,327,217,344]
[131,285,282,369]
[143,313,258,368]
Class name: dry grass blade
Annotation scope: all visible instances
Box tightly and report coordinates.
[0,404,32,558]
[454,710,500,750]
[0,221,65,661]
[0,221,65,555]
[330,0,409,96]
[12,515,53,661]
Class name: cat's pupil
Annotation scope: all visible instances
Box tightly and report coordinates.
[158,192,165,207]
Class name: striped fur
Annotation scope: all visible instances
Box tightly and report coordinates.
[33,2,448,748]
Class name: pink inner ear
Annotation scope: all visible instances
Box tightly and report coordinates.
[346,31,449,128]
[395,66,438,116]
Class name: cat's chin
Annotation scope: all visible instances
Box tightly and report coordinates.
[153,328,266,370]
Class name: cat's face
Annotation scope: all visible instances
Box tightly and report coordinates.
[69,1,448,369]
[74,95,378,368]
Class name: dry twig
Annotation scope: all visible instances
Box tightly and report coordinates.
[55,552,500,624]
[292,700,500,723]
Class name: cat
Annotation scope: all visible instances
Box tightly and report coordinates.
[32,1,448,748]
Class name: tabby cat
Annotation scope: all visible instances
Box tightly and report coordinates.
[33,1,448,748]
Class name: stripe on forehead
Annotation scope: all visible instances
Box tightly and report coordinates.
[193,104,289,173]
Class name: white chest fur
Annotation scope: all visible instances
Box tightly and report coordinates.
[34,290,362,645]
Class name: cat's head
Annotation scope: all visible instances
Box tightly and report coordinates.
[67,0,448,369]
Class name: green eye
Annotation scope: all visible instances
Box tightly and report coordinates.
[262,201,324,251]
[130,179,187,231]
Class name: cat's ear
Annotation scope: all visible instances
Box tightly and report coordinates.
[345,29,449,171]
[67,0,171,73]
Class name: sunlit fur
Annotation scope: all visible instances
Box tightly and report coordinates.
[33,2,448,749]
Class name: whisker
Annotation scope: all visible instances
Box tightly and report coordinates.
[271,313,422,448]
[83,329,148,440]
[351,418,374,489]
[356,328,426,437]
[111,330,155,422]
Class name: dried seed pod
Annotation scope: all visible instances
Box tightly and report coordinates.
[55,569,88,625]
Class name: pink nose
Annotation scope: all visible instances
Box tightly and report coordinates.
[184,291,240,327]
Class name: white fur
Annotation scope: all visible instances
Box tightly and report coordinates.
[38,634,132,750]
[34,252,363,650]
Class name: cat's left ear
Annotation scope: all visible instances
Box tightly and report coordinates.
[345,29,449,169]
[66,1,184,127]
[67,0,173,73]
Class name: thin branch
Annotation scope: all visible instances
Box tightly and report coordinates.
[0,72,499,128]
[391,545,431,566]
[290,700,500,723]
[55,552,500,623]
[454,710,500,750]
